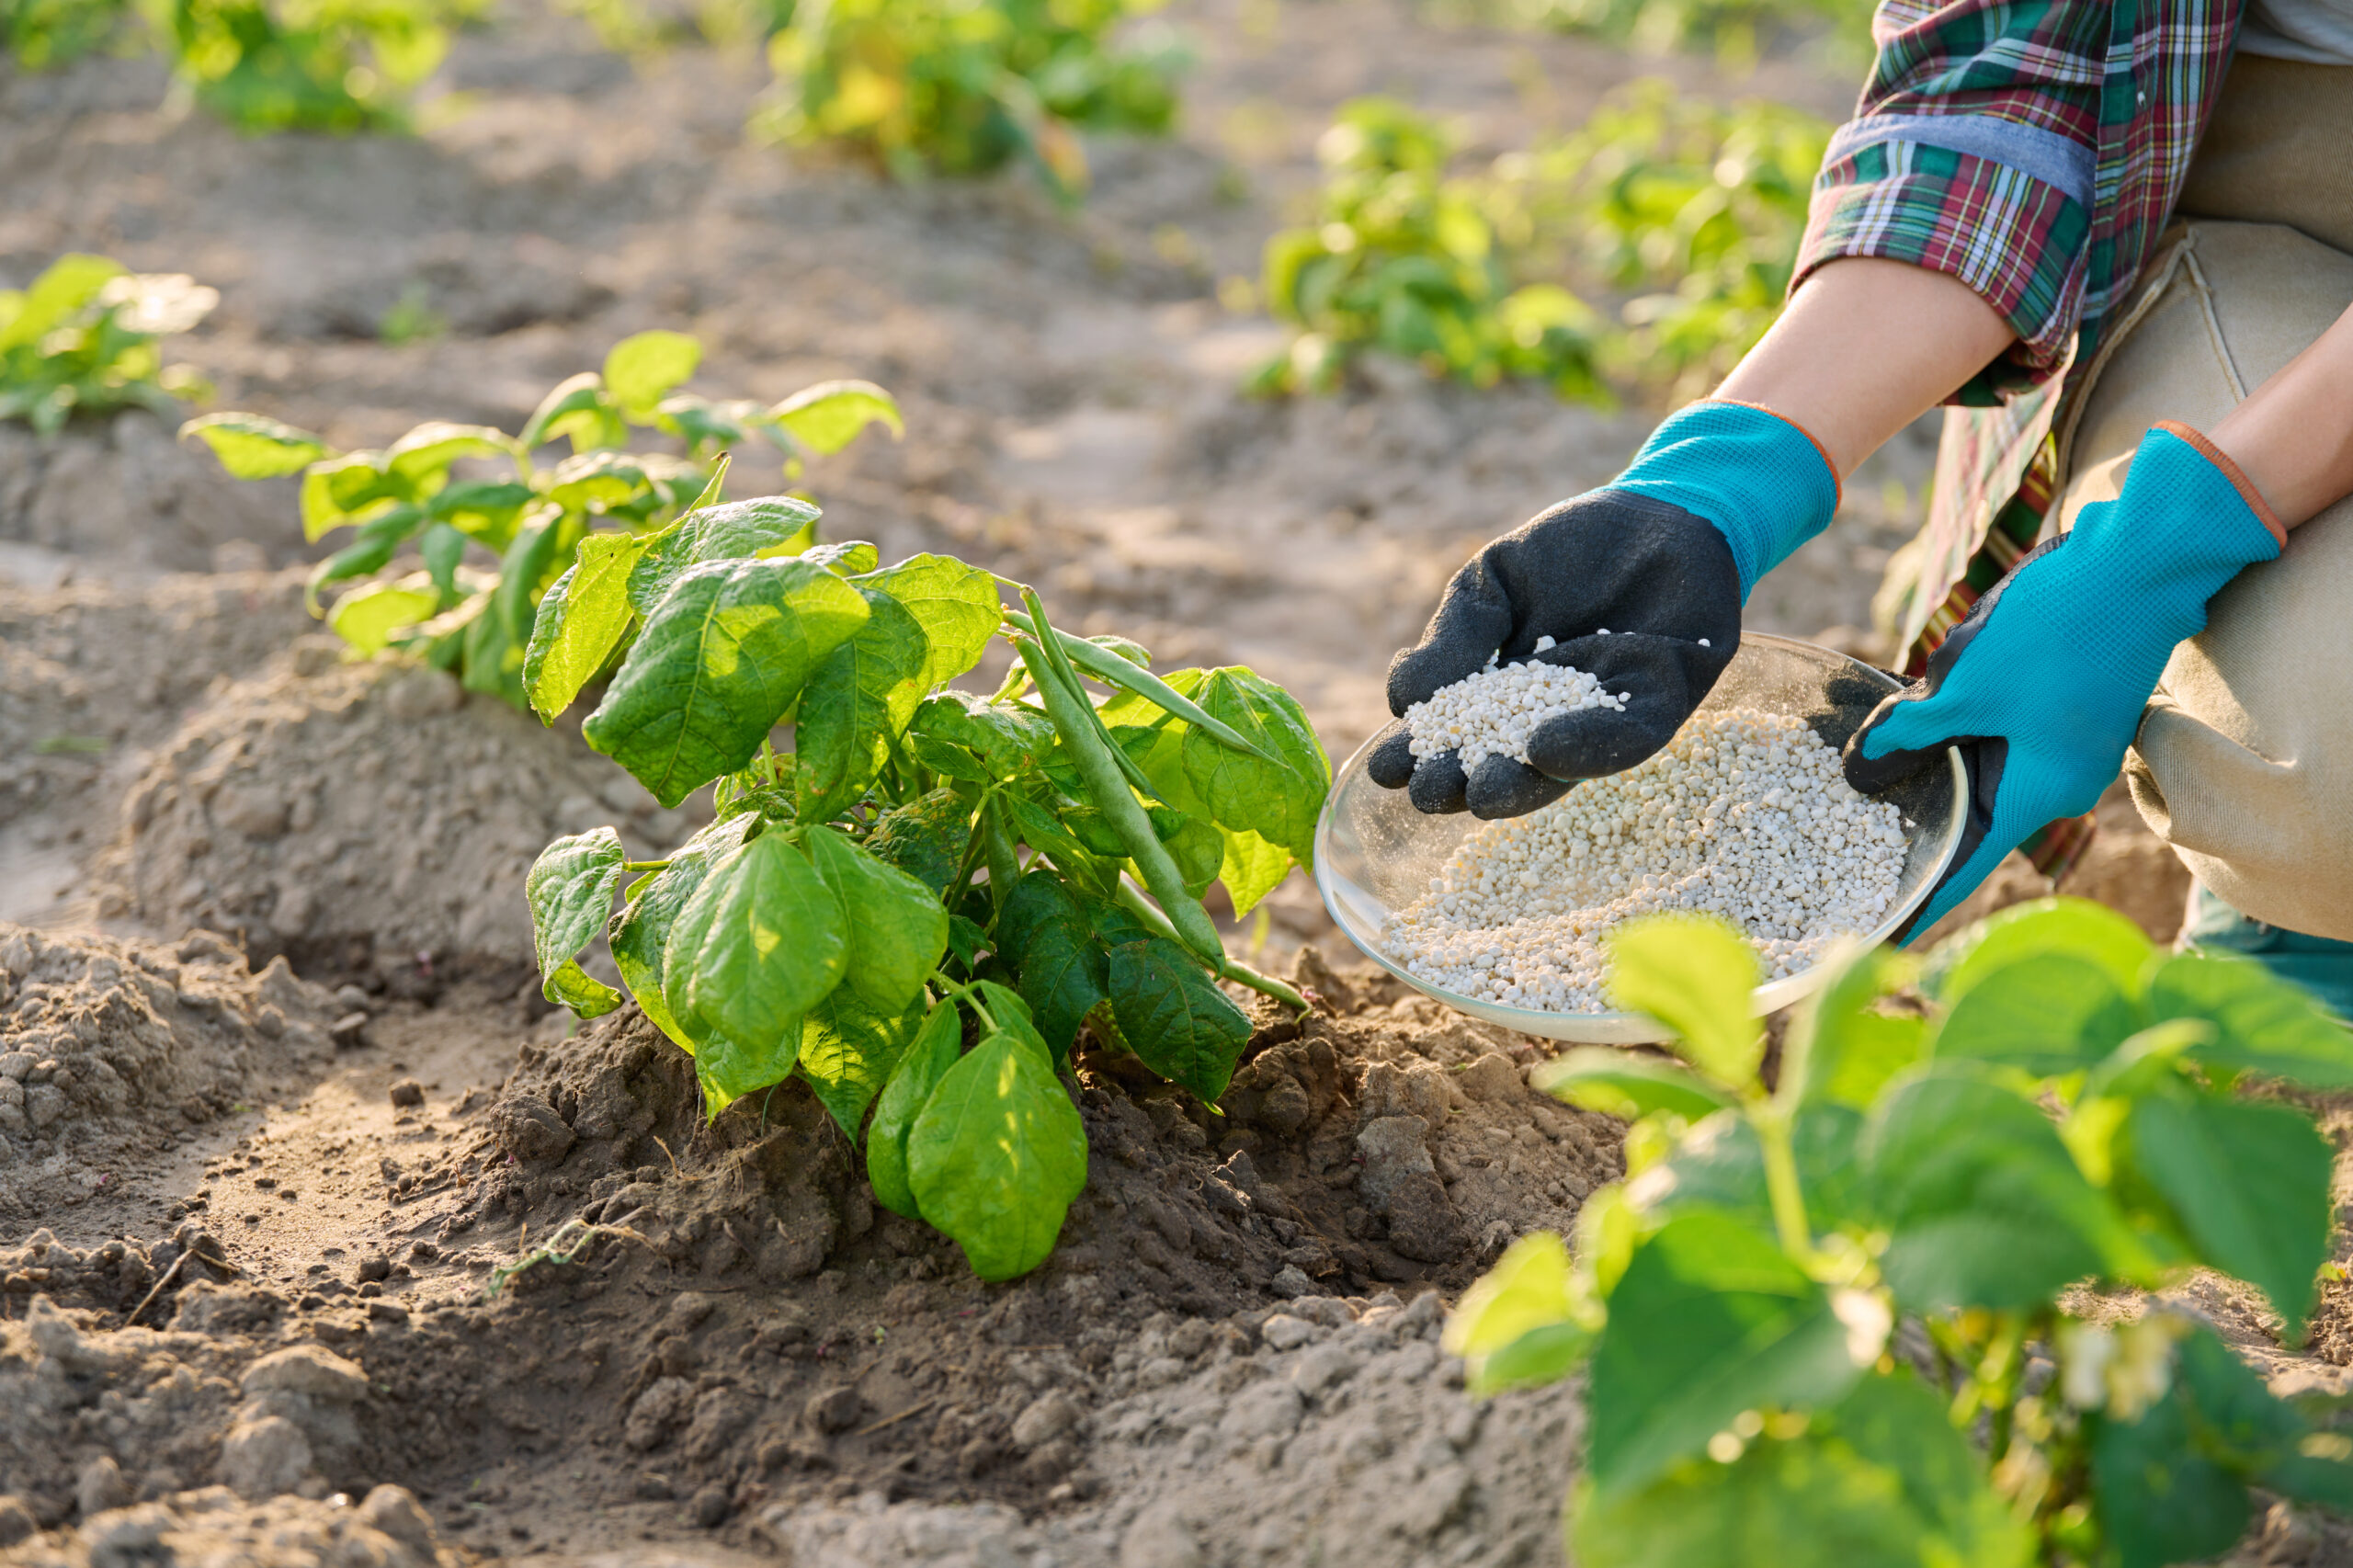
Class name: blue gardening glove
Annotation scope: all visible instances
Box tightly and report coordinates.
[1847,422,2284,938]
[1371,401,1841,817]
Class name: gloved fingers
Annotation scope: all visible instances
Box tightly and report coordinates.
[1464,755,1575,820]
[1888,737,2064,944]
[1387,556,1515,714]
[1843,689,1962,794]
[1366,723,1418,790]
[1406,750,1471,814]
[1520,632,1727,780]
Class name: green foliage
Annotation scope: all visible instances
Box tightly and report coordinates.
[522,506,1328,1278]
[183,329,902,707]
[1,256,215,436]
[1257,83,1825,403]
[1438,0,1878,74]
[753,0,1189,202]
[142,0,483,134]
[1,0,137,68]
[1454,898,2353,1565]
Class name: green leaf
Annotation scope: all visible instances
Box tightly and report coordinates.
[805,827,950,1017]
[1002,793,1104,880]
[1216,826,1294,919]
[604,330,703,420]
[2126,1094,2332,1335]
[385,421,514,486]
[0,253,121,351]
[1177,666,1331,865]
[421,521,467,597]
[1605,915,1763,1089]
[1927,896,2154,1009]
[526,826,626,980]
[1443,1231,1597,1395]
[1931,952,2142,1077]
[179,412,328,478]
[544,959,623,1018]
[865,788,974,897]
[1533,1049,1733,1123]
[328,583,438,656]
[771,379,903,455]
[1864,1066,2131,1311]
[996,870,1110,1058]
[860,553,1002,689]
[2149,950,2353,1087]
[798,989,927,1137]
[1624,1105,1867,1240]
[626,496,825,615]
[907,1022,1087,1280]
[795,586,931,820]
[1574,1372,2031,1568]
[680,832,848,1048]
[584,556,871,808]
[2092,1379,2251,1568]
[912,692,1059,780]
[1150,808,1222,900]
[520,370,623,453]
[426,479,534,546]
[1586,1211,1862,1497]
[868,1002,962,1219]
[801,540,880,575]
[693,1026,801,1115]
[610,817,754,1050]
[1790,942,1925,1110]
[523,531,647,722]
[1107,937,1252,1102]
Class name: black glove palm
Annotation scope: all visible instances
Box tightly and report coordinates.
[1370,491,1743,817]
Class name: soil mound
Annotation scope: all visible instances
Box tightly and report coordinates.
[0,924,336,1221]
[96,659,704,976]
[3,1485,460,1568]
[0,413,295,574]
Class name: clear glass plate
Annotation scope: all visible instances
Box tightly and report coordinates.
[1312,632,1969,1044]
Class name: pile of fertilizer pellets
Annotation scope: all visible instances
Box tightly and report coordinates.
[1404,637,1627,772]
[1385,708,1909,1011]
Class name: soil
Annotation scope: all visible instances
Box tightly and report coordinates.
[0,0,2311,1563]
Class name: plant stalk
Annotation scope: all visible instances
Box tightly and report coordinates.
[1748,1101,1816,1267]
[1112,880,1308,1012]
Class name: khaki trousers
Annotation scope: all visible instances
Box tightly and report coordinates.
[2052,57,2353,940]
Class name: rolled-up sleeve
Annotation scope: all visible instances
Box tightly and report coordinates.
[1795,0,2113,385]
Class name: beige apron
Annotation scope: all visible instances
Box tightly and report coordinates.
[2051,54,2353,939]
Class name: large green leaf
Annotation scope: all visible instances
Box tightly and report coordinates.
[1107,937,1251,1102]
[692,1025,802,1115]
[328,582,437,656]
[681,832,848,1048]
[2092,1379,2251,1568]
[862,554,1003,689]
[1927,897,2154,1008]
[1215,825,1294,919]
[911,691,1058,779]
[1586,1211,1862,1497]
[1176,666,1330,864]
[864,788,974,897]
[906,1022,1088,1280]
[1864,1067,2132,1310]
[2126,1094,2332,1335]
[626,496,824,614]
[610,817,754,1050]
[1791,942,1925,1110]
[584,556,871,807]
[796,586,931,820]
[1443,1232,1597,1395]
[1625,1105,1867,1238]
[525,826,625,981]
[771,379,903,455]
[805,826,950,1016]
[2149,950,2353,1087]
[868,1002,962,1219]
[1606,915,1763,1089]
[1150,808,1222,900]
[1574,1372,2029,1568]
[542,959,622,1018]
[604,330,702,420]
[997,870,1110,1058]
[520,370,621,452]
[798,989,927,1137]
[1532,1048,1733,1123]
[385,422,514,486]
[1932,951,2142,1077]
[523,530,646,722]
[180,412,328,478]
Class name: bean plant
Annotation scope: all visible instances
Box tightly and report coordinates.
[1,255,216,436]
[182,330,900,706]
[1448,899,2353,1566]
[144,0,482,133]
[752,0,1188,202]
[1256,85,1824,403]
[522,483,1326,1278]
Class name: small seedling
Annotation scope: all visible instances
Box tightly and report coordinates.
[1,255,215,435]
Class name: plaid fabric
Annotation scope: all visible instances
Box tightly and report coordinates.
[1798,0,2245,885]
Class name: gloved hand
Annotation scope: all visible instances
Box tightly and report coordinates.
[1847,422,2285,938]
[1371,400,1841,817]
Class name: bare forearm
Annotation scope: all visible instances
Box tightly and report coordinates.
[1714,257,2018,477]
[2208,302,2353,529]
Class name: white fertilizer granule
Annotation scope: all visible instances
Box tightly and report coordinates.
[1385,708,1908,1012]
[1404,641,1626,773]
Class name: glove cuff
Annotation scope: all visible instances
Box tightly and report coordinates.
[2143,421,2287,546]
[1609,400,1842,598]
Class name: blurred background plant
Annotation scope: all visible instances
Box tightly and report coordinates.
[142,0,487,133]
[1255,81,1825,405]
[750,0,1191,202]
[0,0,138,67]
[1426,0,1877,74]
[0,254,217,436]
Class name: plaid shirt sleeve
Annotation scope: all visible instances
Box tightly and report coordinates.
[1794,0,2115,391]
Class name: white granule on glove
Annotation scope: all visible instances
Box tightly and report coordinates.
[1403,640,1625,773]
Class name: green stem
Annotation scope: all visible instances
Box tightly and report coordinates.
[1111,880,1308,1012]
[620,859,672,874]
[1748,1100,1816,1267]
[1000,608,1276,763]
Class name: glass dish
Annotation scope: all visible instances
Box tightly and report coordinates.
[1311,632,1968,1044]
